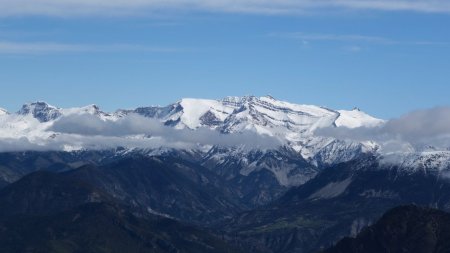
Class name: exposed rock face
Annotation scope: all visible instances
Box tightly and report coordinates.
[18,101,62,122]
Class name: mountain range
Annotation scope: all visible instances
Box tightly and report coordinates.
[0,96,450,253]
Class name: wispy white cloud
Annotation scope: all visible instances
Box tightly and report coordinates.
[270,32,449,47]
[0,41,183,54]
[328,0,450,13]
[343,45,363,53]
[0,0,450,17]
[272,33,392,44]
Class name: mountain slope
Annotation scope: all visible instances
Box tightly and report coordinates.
[0,202,243,253]
[0,150,124,186]
[223,157,450,253]
[0,149,314,215]
[65,155,247,224]
[335,108,384,128]
[0,170,111,218]
[323,205,450,253]
[0,170,243,253]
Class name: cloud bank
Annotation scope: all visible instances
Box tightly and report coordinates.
[0,113,283,152]
[0,0,450,17]
[317,107,450,153]
[1,107,450,155]
[52,113,282,147]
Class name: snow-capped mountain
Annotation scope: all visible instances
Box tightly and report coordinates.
[335,108,385,128]
[4,96,385,162]
[0,96,383,159]
[6,96,450,171]
[127,96,383,133]
[123,96,384,163]
[0,102,117,141]
[18,101,62,122]
[2,96,450,199]
[11,96,450,187]
[6,96,384,139]
[0,96,388,188]
[381,151,450,173]
[18,102,116,121]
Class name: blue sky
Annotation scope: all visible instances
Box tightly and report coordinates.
[0,1,449,119]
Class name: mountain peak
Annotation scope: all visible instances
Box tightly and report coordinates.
[335,108,385,128]
[58,104,113,120]
[79,104,101,114]
[21,101,53,107]
[89,104,100,110]
[220,95,257,105]
[0,108,8,115]
[264,94,276,100]
[18,101,62,122]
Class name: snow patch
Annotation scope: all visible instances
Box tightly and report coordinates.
[335,108,385,128]
[179,98,235,129]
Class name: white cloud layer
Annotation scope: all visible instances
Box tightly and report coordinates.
[0,114,283,152]
[317,107,450,153]
[51,113,282,147]
[1,107,450,156]
[0,0,450,17]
